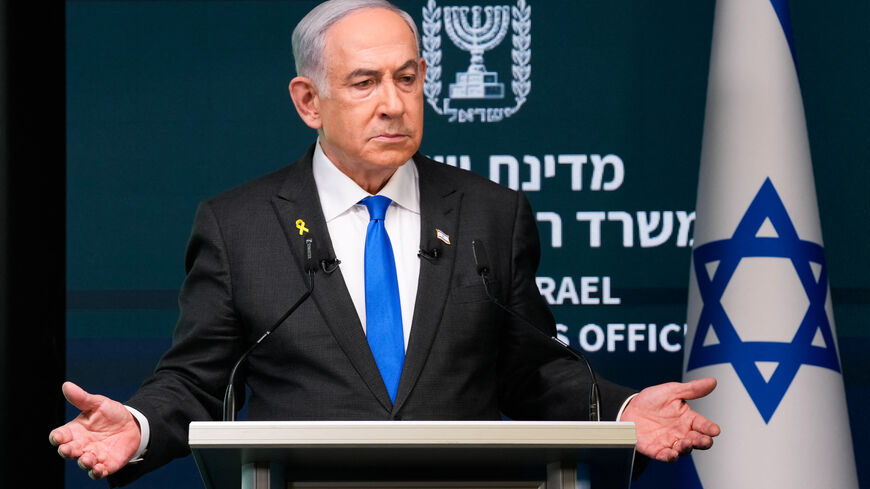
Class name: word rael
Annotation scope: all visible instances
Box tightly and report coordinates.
[536,276,620,306]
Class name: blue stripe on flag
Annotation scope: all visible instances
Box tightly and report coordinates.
[677,454,705,489]
[769,0,797,63]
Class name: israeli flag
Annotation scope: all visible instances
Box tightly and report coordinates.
[682,0,859,487]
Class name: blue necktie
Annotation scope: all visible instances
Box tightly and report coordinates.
[361,195,404,403]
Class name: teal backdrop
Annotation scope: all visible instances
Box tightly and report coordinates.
[65,1,869,488]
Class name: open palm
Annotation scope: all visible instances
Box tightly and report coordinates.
[49,382,141,479]
[621,378,721,462]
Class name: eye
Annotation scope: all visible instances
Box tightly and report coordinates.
[353,79,374,89]
[397,74,416,86]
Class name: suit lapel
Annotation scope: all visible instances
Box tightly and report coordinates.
[393,156,461,413]
[271,149,393,412]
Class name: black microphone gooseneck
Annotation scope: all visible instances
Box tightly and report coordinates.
[222,237,318,421]
[470,239,601,422]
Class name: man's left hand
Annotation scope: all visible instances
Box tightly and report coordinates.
[620,377,721,462]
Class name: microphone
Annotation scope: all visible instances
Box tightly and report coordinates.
[222,237,317,421]
[320,257,341,274]
[417,246,441,262]
[303,237,318,274]
[470,239,602,422]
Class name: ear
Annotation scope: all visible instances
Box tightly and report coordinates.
[289,76,322,130]
[418,57,427,81]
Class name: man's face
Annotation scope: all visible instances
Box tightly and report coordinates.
[315,8,425,181]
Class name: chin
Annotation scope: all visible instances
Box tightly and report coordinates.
[369,157,411,170]
[366,146,417,167]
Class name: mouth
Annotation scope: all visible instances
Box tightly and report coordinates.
[372,132,410,143]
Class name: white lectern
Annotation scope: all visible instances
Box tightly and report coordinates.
[189,421,636,489]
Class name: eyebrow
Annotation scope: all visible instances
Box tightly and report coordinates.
[346,59,419,81]
[394,59,420,74]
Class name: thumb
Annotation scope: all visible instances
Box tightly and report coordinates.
[680,377,717,400]
[61,381,102,412]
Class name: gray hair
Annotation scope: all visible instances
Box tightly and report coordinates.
[292,0,420,95]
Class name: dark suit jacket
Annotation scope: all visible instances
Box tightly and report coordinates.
[110,147,635,486]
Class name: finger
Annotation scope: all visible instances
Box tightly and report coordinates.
[89,462,108,480]
[677,377,717,400]
[676,438,694,457]
[78,451,96,471]
[57,440,83,460]
[654,439,685,463]
[690,412,721,436]
[57,445,74,460]
[61,381,102,412]
[49,429,62,446]
[654,447,679,463]
[50,424,77,446]
[690,433,714,450]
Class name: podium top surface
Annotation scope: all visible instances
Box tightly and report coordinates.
[189,420,636,449]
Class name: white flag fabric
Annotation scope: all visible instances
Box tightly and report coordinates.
[682,0,859,488]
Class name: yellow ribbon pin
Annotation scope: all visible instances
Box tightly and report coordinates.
[295,219,309,235]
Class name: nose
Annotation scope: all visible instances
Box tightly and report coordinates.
[378,80,405,119]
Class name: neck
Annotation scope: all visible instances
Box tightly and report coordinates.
[319,143,401,194]
[332,161,397,194]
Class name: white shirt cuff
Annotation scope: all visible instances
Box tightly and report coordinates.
[616,393,639,421]
[124,405,151,462]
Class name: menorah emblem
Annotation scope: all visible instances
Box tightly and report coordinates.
[422,0,531,123]
[443,5,511,99]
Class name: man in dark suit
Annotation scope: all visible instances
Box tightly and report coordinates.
[50,1,720,485]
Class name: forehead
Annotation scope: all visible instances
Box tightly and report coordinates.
[323,8,418,71]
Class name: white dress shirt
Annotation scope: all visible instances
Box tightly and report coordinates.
[311,140,421,350]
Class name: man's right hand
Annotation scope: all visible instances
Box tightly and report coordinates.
[49,381,142,480]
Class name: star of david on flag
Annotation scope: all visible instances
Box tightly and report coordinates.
[686,178,839,423]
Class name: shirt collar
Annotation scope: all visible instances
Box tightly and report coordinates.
[312,139,420,222]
